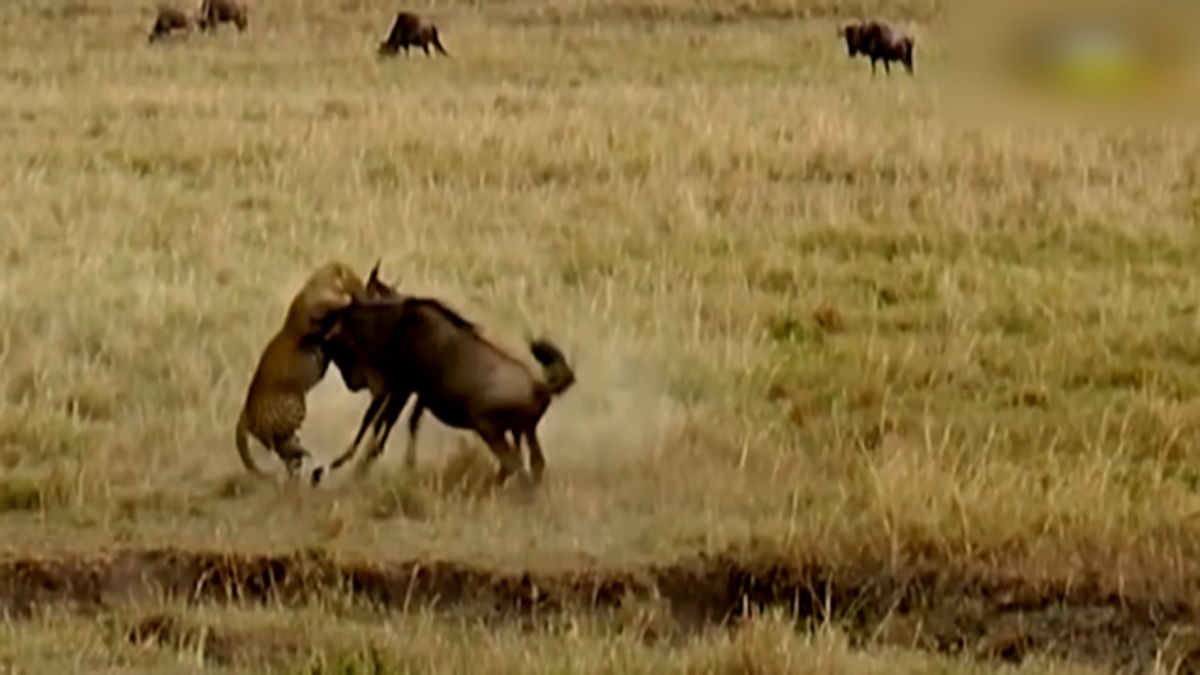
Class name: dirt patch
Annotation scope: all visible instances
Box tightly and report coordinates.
[1,546,1198,672]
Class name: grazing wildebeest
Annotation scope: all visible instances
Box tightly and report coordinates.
[838,20,916,75]
[148,5,195,43]
[377,11,449,58]
[309,261,417,484]
[197,0,248,33]
[310,293,576,488]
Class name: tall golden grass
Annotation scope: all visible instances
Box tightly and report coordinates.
[0,0,1197,669]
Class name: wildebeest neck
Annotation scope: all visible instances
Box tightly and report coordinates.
[333,297,406,354]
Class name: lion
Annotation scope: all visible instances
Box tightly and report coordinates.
[234,261,367,480]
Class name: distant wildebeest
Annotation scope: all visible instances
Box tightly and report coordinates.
[197,0,247,33]
[310,292,576,489]
[310,261,417,483]
[838,20,915,75]
[377,11,449,58]
[148,5,195,43]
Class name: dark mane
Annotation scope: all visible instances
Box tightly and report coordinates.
[404,297,479,333]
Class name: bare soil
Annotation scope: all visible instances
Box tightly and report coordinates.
[2,547,1198,672]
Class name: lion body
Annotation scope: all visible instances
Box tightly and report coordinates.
[235,262,366,478]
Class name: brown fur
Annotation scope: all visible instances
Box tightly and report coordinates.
[197,0,247,33]
[234,262,367,480]
[838,20,915,76]
[310,293,575,488]
[377,11,448,58]
[148,5,195,43]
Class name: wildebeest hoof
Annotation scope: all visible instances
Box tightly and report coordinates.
[512,474,539,503]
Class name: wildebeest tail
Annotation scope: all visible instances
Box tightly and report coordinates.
[529,339,575,396]
[234,410,266,475]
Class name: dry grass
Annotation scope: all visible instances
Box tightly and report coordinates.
[0,602,1106,674]
[1,0,1199,670]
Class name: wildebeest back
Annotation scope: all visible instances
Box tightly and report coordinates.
[333,297,537,401]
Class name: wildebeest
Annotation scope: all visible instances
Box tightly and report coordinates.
[377,11,449,58]
[148,5,195,43]
[838,20,915,75]
[197,0,248,33]
[310,261,417,483]
[310,292,575,489]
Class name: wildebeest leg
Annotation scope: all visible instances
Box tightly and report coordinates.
[403,398,426,469]
[870,57,878,75]
[332,393,389,470]
[479,427,523,485]
[525,428,547,484]
[422,43,430,57]
[510,430,525,471]
[355,392,410,476]
[884,60,891,75]
[311,392,389,485]
[366,390,406,443]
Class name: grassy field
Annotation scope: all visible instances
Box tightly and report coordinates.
[1,602,1112,674]
[1,0,1200,671]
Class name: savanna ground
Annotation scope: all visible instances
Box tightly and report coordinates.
[1,0,1200,671]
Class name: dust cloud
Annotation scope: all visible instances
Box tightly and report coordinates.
[297,340,683,477]
[297,375,381,466]
[535,342,682,472]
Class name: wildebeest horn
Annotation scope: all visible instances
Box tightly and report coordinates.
[368,258,381,283]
